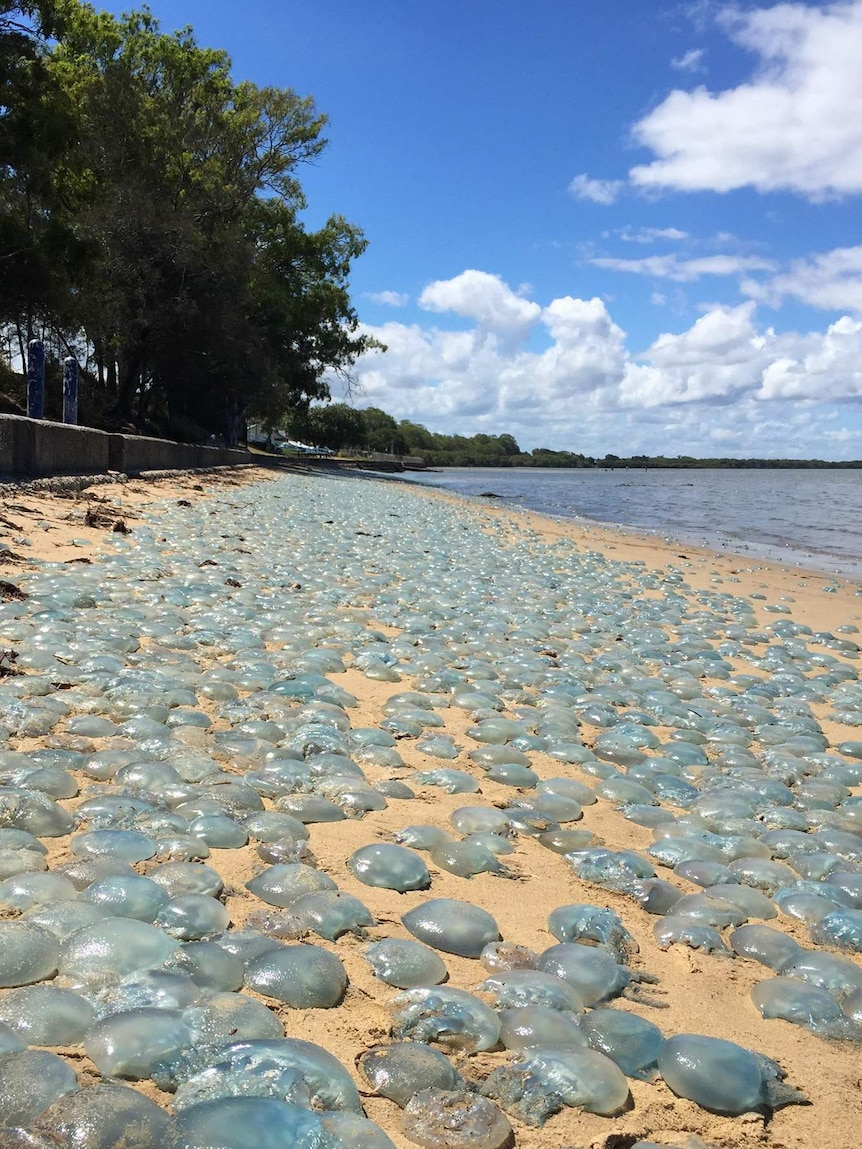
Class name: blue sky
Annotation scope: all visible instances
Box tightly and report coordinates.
[100,0,862,457]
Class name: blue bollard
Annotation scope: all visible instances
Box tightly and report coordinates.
[27,339,45,420]
[63,357,79,425]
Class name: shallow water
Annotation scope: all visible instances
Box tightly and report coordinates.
[403,468,862,577]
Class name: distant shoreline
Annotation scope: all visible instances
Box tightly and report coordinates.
[423,457,862,470]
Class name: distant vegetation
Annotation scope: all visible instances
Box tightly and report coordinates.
[286,403,862,468]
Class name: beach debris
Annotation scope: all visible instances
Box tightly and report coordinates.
[483,1045,630,1123]
[536,942,633,1006]
[0,467,861,1143]
[402,1088,513,1149]
[244,942,347,1008]
[347,843,431,891]
[658,1034,806,1114]
[33,1083,171,1147]
[153,1037,364,1111]
[547,903,638,961]
[429,839,511,879]
[577,1007,665,1080]
[0,1048,77,1127]
[401,898,500,957]
[479,968,585,1012]
[497,1004,587,1051]
[170,1097,331,1148]
[751,976,862,1040]
[359,1043,463,1108]
[389,986,501,1051]
[366,938,448,988]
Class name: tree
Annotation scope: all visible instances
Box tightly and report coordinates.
[496,433,521,455]
[360,406,404,453]
[239,202,379,440]
[398,420,438,453]
[0,0,379,440]
[0,0,76,362]
[301,403,365,451]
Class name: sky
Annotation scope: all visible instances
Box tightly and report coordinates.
[97,0,862,459]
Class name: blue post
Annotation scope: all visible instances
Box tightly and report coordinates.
[63,357,79,425]
[27,339,45,420]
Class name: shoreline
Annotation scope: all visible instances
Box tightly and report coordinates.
[400,467,862,581]
[0,465,860,1148]
[400,477,862,636]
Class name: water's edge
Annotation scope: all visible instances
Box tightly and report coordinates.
[401,468,862,580]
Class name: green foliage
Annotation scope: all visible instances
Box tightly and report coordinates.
[283,406,526,463]
[299,403,366,450]
[406,426,527,466]
[358,406,405,453]
[286,402,862,469]
[0,0,376,441]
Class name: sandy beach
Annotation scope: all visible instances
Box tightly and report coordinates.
[0,464,860,1149]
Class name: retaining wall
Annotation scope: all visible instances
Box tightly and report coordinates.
[0,414,250,480]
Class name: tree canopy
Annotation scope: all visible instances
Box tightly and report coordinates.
[275,404,862,469]
[0,0,379,439]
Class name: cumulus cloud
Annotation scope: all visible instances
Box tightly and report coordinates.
[347,269,862,456]
[365,290,409,306]
[629,0,862,198]
[758,316,862,399]
[419,270,541,343]
[742,244,862,313]
[590,253,775,282]
[496,297,628,415]
[568,173,624,204]
[620,303,770,407]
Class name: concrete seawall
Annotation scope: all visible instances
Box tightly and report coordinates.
[0,414,251,480]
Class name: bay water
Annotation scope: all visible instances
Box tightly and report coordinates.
[403,467,862,578]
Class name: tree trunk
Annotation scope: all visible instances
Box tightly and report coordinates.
[106,347,142,420]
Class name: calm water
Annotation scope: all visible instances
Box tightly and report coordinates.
[402,467,862,578]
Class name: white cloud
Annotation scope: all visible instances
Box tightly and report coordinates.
[671,47,706,72]
[499,296,627,412]
[366,290,409,307]
[758,316,862,399]
[620,303,770,406]
[629,0,862,198]
[419,270,541,343]
[348,269,862,456]
[618,226,690,243]
[590,253,775,282]
[742,244,862,313]
[568,173,624,205]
